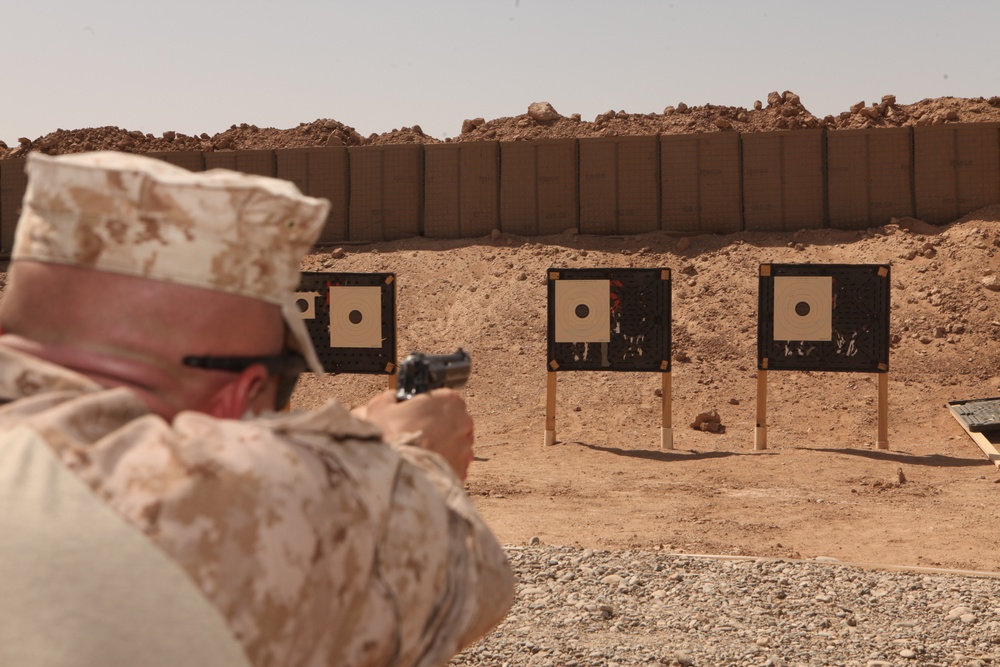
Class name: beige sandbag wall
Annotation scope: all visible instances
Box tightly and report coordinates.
[1,123,998,253]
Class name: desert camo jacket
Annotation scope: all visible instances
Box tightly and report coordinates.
[0,346,514,667]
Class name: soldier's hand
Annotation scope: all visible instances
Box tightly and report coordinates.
[354,388,475,480]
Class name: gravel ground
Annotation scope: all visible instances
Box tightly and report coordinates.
[451,545,1000,667]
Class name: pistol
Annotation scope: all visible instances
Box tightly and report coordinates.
[395,349,471,401]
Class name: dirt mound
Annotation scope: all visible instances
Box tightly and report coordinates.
[0,118,370,160]
[4,92,1000,160]
[824,95,1000,130]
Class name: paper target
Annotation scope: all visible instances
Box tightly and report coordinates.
[298,272,396,374]
[329,286,383,348]
[773,276,832,341]
[294,291,321,320]
[554,280,611,343]
[758,264,890,373]
[548,268,671,372]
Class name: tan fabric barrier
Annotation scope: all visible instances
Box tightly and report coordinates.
[348,144,422,242]
[500,139,578,235]
[0,158,27,254]
[661,132,742,234]
[146,150,206,172]
[742,129,825,232]
[424,142,499,238]
[3,124,1000,248]
[914,123,1000,224]
[828,128,913,229]
[204,149,276,177]
[579,136,659,235]
[277,147,349,243]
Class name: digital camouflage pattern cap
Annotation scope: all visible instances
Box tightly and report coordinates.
[14,151,331,374]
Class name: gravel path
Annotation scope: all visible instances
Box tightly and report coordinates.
[451,545,1000,667]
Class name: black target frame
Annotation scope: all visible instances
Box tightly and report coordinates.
[758,263,890,374]
[547,267,672,373]
[296,272,397,374]
[544,267,674,450]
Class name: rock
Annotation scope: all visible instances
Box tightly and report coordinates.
[527,102,561,123]
[754,100,763,110]
[490,228,502,240]
[676,237,691,252]
[713,117,732,130]
[690,409,723,433]
[329,247,345,259]
[676,102,688,112]
[767,91,782,107]
[674,651,695,666]
[982,275,1000,291]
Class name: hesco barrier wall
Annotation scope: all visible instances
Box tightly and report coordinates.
[1,123,999,253]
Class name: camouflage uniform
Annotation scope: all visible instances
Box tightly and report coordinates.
[0,345,513,666]
[0,152,514,666]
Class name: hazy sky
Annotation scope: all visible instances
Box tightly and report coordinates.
[3,0,998,146]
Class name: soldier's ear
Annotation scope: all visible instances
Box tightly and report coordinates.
[202,364,272,419]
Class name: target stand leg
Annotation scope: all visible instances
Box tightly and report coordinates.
[876,372,889,450]
[661,371,673,450]
[755,369,768,451]
[544,371,557,447]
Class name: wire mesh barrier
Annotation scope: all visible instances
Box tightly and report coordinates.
[0,123,998,253]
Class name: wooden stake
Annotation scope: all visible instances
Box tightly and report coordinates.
[544,371,557,446]
[755,369,768,450]
[661,371,673,450]
[876,372,889,450]
[387,373,397,392]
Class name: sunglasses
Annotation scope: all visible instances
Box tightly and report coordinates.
[182,352,308,410]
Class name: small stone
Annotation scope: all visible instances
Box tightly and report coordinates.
[329,247,345,259]
[983,275,1000,291]
[490,228,502,240]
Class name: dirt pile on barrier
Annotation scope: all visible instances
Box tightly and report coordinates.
[4,92,1000,160]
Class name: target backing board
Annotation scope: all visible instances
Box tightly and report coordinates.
[296,272,397,374]
[758,263,890,373]
[547,268,671,372]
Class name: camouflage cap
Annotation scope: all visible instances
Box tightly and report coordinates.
[14,151,331,374]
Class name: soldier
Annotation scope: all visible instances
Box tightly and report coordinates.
[0,151,513,667]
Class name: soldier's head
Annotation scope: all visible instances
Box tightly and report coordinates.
[0,151,329,419]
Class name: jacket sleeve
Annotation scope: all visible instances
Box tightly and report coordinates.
[380,444,515,667]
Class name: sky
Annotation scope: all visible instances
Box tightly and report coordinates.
[3,0,999,147]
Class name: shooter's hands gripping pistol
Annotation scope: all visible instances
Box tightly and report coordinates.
[395,349,471,401]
